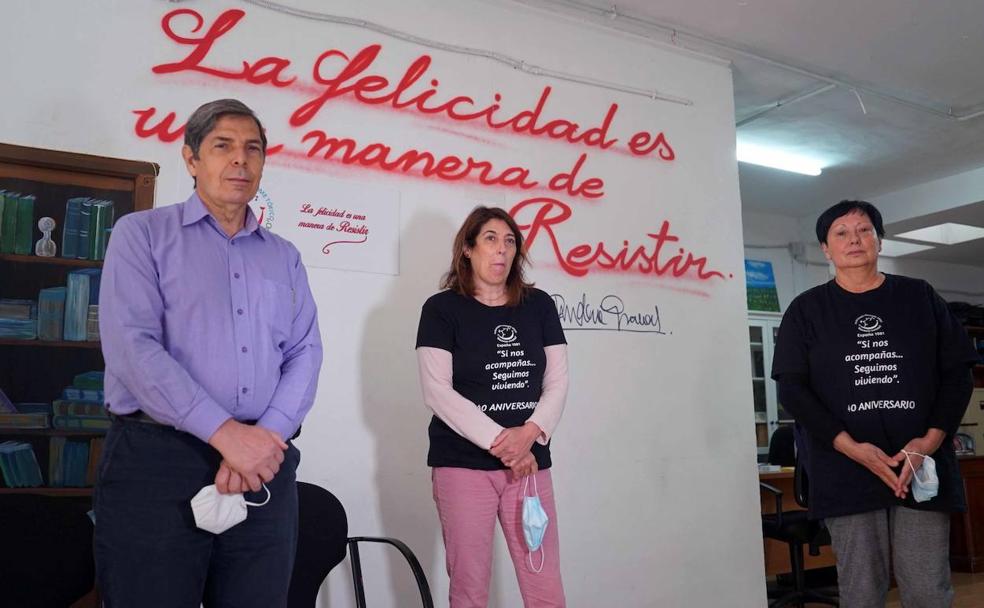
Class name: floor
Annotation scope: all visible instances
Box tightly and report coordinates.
[801,571,984,607]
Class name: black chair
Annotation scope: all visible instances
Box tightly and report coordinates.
[760,442,838,608]
[288,482,434,608]
[767,424,796,467]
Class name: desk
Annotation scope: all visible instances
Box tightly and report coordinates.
[759,470,836,576]
[952,455,984,572]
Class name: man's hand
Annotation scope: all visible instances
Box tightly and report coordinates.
[490,422,541,467]
[214,459,246,494]
[893,428,945,498]
[509,451,538,478]
[208,419,287,492]
[833,431,903,496]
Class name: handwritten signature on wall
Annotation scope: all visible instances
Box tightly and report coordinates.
[552,293,666,334]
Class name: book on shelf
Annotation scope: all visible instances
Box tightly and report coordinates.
[0,298,34,320]
[0,298,37,340]
[0,388,16,413]
[64,268,101,341]
[77,199,92,260]
[52,415,111,431]
[61,197,85,259]
[38,286,67,341]
[89,199,114,260]
[0,412,50,429]
[0,441,44,488]
[0,191,20,254]
[74,370,104,389]
[13,194,35,255]
[52,399,107,417]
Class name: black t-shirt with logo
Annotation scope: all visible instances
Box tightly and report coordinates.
[416,288,567,470]
[772,274,977,519]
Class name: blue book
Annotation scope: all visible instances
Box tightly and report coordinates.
[62,197,85,258]
[79,268,102,304]
[77,199,92,260]
[49,436,66,487]
[64,270,91,341]
[0,441,19,486]
[38,286,67,341]
[15,443,43,487]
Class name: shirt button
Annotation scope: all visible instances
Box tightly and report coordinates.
[234,272,240,279]
[241,387,248,394]
[241,346,248,353]
[237,308,244,315]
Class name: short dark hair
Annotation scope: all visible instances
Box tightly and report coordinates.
[441,206,533,306]
[184,99,267,158]
[815,200,885,244]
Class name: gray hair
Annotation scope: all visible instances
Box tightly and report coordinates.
[184,99,267,158]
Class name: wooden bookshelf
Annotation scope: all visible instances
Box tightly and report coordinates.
[0,487,93,497]
[0,253,102,267]
[0,143,156,496]
[0,338,100,348]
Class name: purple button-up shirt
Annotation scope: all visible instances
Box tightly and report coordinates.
[100,192,323,442]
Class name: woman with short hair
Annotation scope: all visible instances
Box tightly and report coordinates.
[773,199,977,607]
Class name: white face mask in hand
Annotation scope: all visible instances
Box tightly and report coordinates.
[902,450,939,503]
[191,483,271,534]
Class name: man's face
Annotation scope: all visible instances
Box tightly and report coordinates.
[182,115,265,210]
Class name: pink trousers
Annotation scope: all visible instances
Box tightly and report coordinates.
[432,467,566,608]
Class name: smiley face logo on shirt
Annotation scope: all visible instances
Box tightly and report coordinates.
[494,324,517,343]
[855,314,883,334]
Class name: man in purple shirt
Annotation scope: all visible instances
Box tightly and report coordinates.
[95,99,323,607]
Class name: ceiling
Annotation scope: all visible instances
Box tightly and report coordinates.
[521,0,984,266]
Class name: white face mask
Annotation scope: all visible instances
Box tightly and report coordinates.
[190,483,271,534]
[902,450,939,503]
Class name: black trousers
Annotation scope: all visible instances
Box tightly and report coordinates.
[94,417,300,608]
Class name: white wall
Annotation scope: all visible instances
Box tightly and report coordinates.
[741,209,984,307]
[3,1,766,606]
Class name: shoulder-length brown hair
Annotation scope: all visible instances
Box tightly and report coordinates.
[441,206,534,306]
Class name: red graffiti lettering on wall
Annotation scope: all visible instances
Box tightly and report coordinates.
[510,197,726,280]
[153,9,296,87]
[149,8,671,156]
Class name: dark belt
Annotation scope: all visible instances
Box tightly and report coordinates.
[110,411,302,439]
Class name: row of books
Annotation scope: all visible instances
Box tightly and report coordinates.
[40,268,102,341]
[0,441,44,487]
[2,268,102,342]
[0,191,36,255]
[0,298,37,340]
[0,437,103,488]
[0,373,109,431]
[63,197,115,261]
[49,436,104,487]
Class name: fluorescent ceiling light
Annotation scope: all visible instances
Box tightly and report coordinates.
[879,239,935,258]
[894,223,984,245]
[736,142,824,176]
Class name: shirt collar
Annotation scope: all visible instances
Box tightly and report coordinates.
[181,191,266,240]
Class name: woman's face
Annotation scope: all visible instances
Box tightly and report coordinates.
[465,218,517,292]
[822,210,881,271]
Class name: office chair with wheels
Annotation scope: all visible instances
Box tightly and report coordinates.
[760,427,838,608]
[288,481,434,608]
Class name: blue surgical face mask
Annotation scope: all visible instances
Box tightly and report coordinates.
[521,474,549,573]
[903,450,939,503]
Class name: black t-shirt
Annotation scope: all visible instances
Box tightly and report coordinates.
[772,275,977,518]
[415,288,567,470]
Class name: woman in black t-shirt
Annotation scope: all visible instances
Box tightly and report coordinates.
[772,200,977,607]
[416,206,568,607]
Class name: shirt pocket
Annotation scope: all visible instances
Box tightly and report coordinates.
[260,278,294,347]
